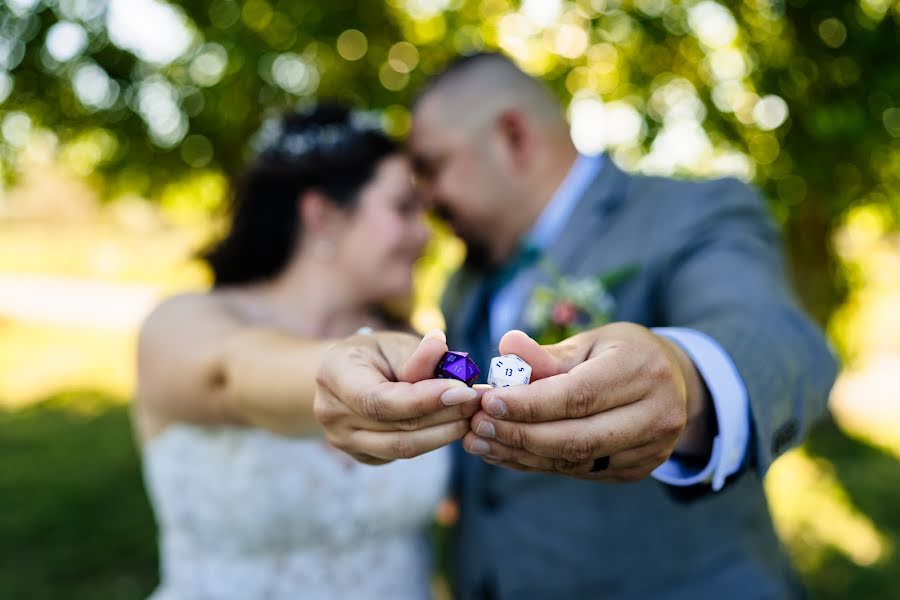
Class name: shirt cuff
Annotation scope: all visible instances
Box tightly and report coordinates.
[650,327,750,491]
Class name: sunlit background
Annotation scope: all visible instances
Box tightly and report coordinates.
[0,0,898,598]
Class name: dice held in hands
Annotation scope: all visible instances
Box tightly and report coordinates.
[435,351,481,386]
[488,354,532,388]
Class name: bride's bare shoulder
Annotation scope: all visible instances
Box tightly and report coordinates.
[139,291,239,344]
[149,290,209,315]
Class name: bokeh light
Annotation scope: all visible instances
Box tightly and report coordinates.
[818,18,848,49]
[5,0,39,15]
[44,21,87,63]
[753,95,790,131]
[688,1,738,48]
[883,108,900,138]
[0,72,13,104]
[1,111,31,147]
[388,41,420,74]
[379,62,409,91]
[106,0,194,65]
[72,62,119,110]
[189,44,229,87]
[337,29,368,61]
[271,53,319,96]
[521,0,562,27]
[135,77,188,148]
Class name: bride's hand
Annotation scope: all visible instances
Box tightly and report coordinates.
[314,330,484,464]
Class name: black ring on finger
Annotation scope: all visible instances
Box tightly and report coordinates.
[591,456,610,472]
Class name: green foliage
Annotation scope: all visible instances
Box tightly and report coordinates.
[0,0,408,197]
[0,0,898,319]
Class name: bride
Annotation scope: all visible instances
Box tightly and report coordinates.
[133,105,477,599]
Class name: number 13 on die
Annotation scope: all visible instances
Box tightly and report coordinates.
[487,354,532,388]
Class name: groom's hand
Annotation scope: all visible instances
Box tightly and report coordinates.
[315,329,483,465]
[462,325,713,481]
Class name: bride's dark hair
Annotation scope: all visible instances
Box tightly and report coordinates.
[203,104,397,286]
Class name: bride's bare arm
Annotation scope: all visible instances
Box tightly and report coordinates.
[134,293,331,443]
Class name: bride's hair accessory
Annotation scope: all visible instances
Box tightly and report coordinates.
[251,109,384,163]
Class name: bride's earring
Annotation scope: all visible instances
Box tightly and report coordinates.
[314,238,335,261]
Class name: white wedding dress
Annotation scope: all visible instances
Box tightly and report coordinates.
[143,423,450,599]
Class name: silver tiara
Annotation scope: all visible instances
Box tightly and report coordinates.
[251,110,385,160]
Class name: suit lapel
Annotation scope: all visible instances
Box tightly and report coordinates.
[510,160,631,330]
[545,159,630,273]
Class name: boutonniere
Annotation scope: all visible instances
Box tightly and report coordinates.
[523,261,638,345]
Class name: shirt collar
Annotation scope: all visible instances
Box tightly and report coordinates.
[525,153,605,253]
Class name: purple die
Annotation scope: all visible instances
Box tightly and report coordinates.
[435,351,480,386]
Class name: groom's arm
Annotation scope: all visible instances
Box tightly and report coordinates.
[654,178,837,475]
[459,179,836,484]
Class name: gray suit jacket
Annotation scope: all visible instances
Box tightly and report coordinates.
[442,162,837,599]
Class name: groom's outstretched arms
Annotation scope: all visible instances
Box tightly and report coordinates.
[461,179,837,488]
[314,329,483,464]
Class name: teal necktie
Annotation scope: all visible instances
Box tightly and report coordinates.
[488,242,542,297]
[466,242,543,375]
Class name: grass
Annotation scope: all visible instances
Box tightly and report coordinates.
[798,418,900,598]
[0,392,158,599]
[1,390,897,600]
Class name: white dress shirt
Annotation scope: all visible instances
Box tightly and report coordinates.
[488,153,750,490]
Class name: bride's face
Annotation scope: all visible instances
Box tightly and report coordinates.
[332,155,430,302]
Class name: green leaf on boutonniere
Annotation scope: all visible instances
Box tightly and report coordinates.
[598,264,640,290]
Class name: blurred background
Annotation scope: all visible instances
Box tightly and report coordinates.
[0,0,897,598]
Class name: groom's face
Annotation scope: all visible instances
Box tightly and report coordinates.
[410,99,515,267]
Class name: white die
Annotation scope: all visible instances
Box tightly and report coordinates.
[487,354,532,388]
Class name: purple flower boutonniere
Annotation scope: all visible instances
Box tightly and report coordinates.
[523,262,638,345]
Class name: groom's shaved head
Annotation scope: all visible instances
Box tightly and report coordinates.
[414,53,566,131]
[410,52,577,268]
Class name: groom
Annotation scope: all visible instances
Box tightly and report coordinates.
[315,53,836,598]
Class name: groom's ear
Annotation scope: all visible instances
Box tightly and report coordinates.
[495,109,532,172]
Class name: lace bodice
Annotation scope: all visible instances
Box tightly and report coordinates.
[142,424,450,599]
